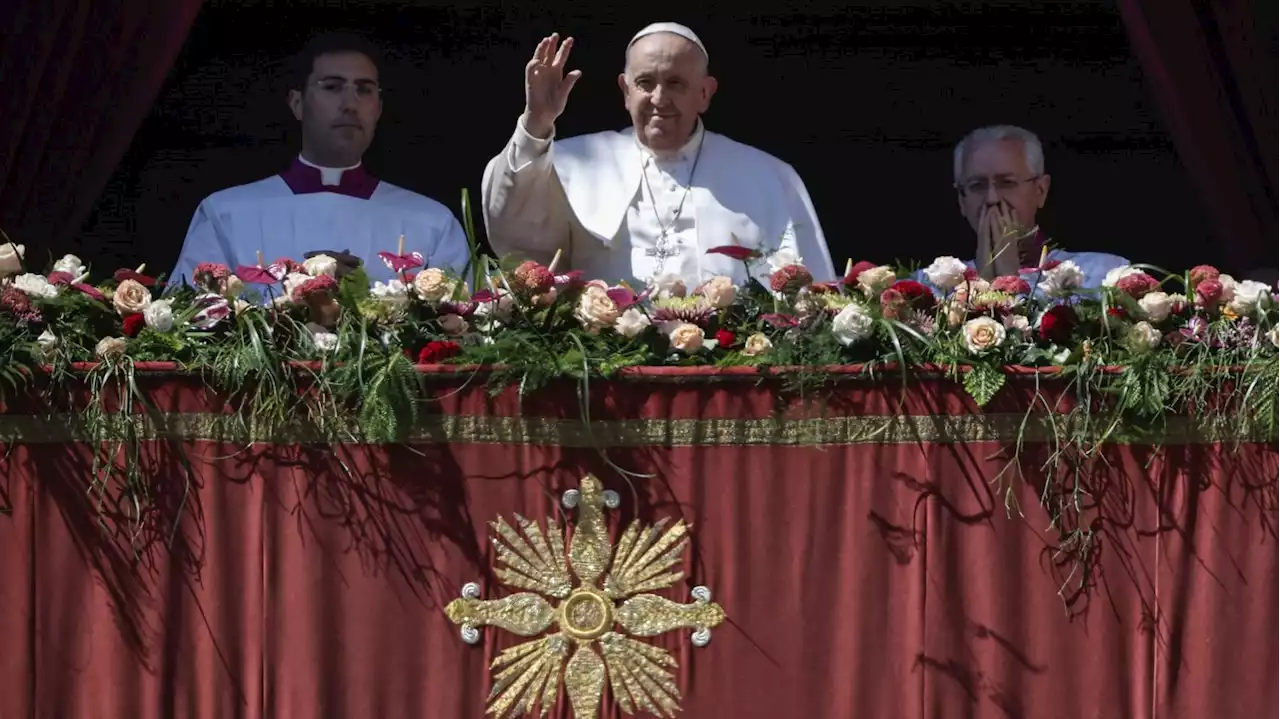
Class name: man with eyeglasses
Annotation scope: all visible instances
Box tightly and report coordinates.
[941,125,1127,287]
[171,32,469,284]
[481,23,835,289]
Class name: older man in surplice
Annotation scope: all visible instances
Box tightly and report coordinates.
[481,23,835,288]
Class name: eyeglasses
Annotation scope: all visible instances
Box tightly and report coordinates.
[955,175,1042,197]
[311,79,382,99]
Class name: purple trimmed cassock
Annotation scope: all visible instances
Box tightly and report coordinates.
[171,157,471,284]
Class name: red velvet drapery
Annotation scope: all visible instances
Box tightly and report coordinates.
[0,0,203,262]
[1118,0,1277,273]
[0,370,1274,718]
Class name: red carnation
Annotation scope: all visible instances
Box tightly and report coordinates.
[0,285,42,325]
[962,267,980,281]
[770,264,813,294]
[510,260,555,296]
[1189,264,1220,288]
[714,329,737,348]
[122,313,146,338]
[291,274,339,304]
[1194,279,1223,307]
[417,340,461,364]
[1114,272,1159,299]
[991,275,1031,295]
[1038,305,1076,344]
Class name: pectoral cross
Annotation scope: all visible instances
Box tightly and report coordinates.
[644,232,681,262]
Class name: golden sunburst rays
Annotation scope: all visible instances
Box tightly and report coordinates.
[445,475,726,718]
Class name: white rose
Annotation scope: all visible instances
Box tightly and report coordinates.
[1124,321,1162,352]
[766,247,803,274]
[52,254,87,278]
[1226,279,1271,315]
[143,298,175,332]
[12,273,57,299]
[1003,314,1030,335]
[574,285,620,330]
[962,316,1007,354]
[1218,274,1238,303]
[830,302,873,346]
[742,332,773,357]
[94,336,127,359]
[112,279,152,315]
[0,242,25,277]
[413,268,455,303]
[698,276,737,309]
[306,323,339,353]
[303,254,338,277]
[856,266,897,296]
[923,256,969,291]
[37,329,58,360]
[1037,260,1086,298]
[614,307,652,338]
[662,321,704,353]
[650,272,687,300]
[1102,265,1143,287]
[438,313,469,336]
[1138,291,1173,322]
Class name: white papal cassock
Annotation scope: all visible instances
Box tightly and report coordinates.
[481,118,835,288]
[171,157,470,284]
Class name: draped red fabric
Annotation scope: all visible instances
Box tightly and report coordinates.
[1117,0,1277,272]
[0,0,204,260]
[0,372,1275,718]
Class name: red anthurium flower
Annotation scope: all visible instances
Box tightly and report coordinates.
[705,245,760,261]
[761,313,800,328]
[606,287,638,310]
[71,283,106,302]
[235,265,280,284]
[378,251,426,273]
[114,268,157,287]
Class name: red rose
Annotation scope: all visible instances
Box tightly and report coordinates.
[1038,305,1076,344]
[1189,264,1220,287]
[122,313,146,338]
[845,260,877,285]
[770,264,813,293]
[1114,272,1159,299]
[991,275,1031,295]
[417,340,461,364]
[714,329,737,348]
[886,279,935,309]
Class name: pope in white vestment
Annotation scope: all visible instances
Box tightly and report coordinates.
[482,23,835,288]
[171,157,470,285]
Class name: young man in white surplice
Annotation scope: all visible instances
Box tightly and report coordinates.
[171,32,470,285]
[481,23,835,289]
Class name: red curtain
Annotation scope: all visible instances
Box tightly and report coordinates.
[0,373,1274,718]
[1118,0,1277,273]
[0,0,203,263]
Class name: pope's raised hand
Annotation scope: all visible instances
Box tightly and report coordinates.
[523,34,581,139]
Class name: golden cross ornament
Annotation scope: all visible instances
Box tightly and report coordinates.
[445,474,726,718]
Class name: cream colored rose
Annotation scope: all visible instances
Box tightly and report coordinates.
[742,332,773,357]
[699,275,737,309]
[438,313,469,336]
[1003,314,1030,335]
[924,256,968,291]
[52,254,86,278]
[1124,321,1162,352]
[962,316,1006,354]
[650,272,687,300]
[0,242,24,277]
[112,279,152,316]
[282,272,311,300]
[222,274,244,300]
[1138,291,1172,322]
[1269,325,1279,349]
[303,254,338,277]
[856,265,897,296]
[94,336,127,359]
[574,285,620,330]
[614,307,651,338]
[663,321,705,353]
[413,268,455,303]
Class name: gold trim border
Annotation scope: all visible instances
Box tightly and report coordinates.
[0,412,1270,446]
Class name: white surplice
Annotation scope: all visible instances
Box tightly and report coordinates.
[481,117,834,288]
[171,157,471,285]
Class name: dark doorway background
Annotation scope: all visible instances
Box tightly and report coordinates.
[79,0,1216,278]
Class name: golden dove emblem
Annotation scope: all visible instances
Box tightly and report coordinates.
[445,474,726,718]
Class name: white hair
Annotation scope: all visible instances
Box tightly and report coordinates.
[953,125,1045,183]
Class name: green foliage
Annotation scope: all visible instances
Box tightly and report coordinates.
[963,362,1006,406]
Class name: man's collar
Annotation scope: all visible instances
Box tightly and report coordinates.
[280,156,379,199]
[636,119,705,163]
